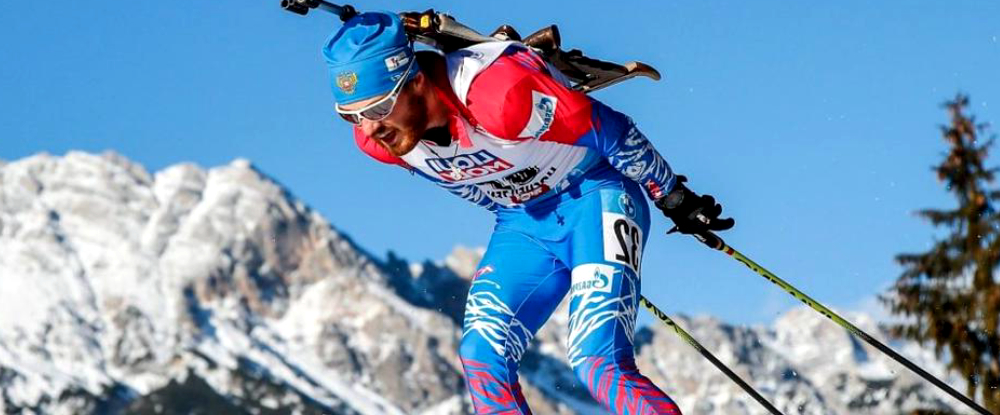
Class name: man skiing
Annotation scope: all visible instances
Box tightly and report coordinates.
[322,11,733,415]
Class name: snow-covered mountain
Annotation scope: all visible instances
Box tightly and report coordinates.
[0,152,967,414]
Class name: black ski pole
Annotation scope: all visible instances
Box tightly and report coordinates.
[685,231,992,415]
[640,295,784,414]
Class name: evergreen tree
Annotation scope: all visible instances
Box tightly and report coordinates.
[883,94,1000,413]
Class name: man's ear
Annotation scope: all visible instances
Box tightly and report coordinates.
[410,72,427,91]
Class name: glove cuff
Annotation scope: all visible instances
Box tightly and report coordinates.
[655,181,689,210]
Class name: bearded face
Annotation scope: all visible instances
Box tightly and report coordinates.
[350,77,434,157]
[368,82,431,157]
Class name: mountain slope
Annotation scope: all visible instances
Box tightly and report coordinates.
[0,152,967,414]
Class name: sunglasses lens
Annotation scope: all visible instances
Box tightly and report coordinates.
[360,97,396,121]
[337,112,361,125]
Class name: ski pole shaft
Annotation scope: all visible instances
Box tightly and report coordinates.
[690,231,992,415]
[640,295,784,415]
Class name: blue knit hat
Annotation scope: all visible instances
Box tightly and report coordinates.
[322,12,420,105]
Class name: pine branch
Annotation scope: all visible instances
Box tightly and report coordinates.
[914,208,962,226]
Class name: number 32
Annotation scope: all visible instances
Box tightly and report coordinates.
[613,218,641,272]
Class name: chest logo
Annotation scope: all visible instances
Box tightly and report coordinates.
[482,166,558,204]
[425,150,513,182]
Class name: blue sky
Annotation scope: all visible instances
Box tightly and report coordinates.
[2,1,998,326]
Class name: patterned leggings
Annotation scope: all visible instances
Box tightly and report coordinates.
[459,183,682,414]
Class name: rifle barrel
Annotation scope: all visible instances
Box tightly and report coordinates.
[314,0,349,16]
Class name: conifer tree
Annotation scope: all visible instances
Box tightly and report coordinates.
[883,94,1000,413]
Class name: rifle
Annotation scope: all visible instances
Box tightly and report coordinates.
[281,0,661,93]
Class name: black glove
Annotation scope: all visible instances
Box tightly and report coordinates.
[655,175,735,235]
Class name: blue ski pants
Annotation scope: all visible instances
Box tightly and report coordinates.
[459,174,682,415]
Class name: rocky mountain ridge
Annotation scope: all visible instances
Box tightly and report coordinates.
[0,152,965,414]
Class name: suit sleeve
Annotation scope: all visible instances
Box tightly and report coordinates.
[466,48,677,200]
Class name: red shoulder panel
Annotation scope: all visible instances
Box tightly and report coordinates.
[465,49,594,144]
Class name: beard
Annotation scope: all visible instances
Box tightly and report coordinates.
[378,92,429,158]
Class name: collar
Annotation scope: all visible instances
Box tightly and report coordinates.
[417,51,476,148]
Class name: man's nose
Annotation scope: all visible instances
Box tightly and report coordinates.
[359,118,382,136]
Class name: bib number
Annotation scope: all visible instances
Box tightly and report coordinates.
[603,213,642,273]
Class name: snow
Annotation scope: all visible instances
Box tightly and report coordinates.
[418,396,464,415]
[0,152,972,414]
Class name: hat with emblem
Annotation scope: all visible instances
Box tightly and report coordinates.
[322,11,420,105]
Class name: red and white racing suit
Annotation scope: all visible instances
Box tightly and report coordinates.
[354,41,683,415]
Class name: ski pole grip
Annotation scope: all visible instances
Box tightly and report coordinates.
[693,230,725,251]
